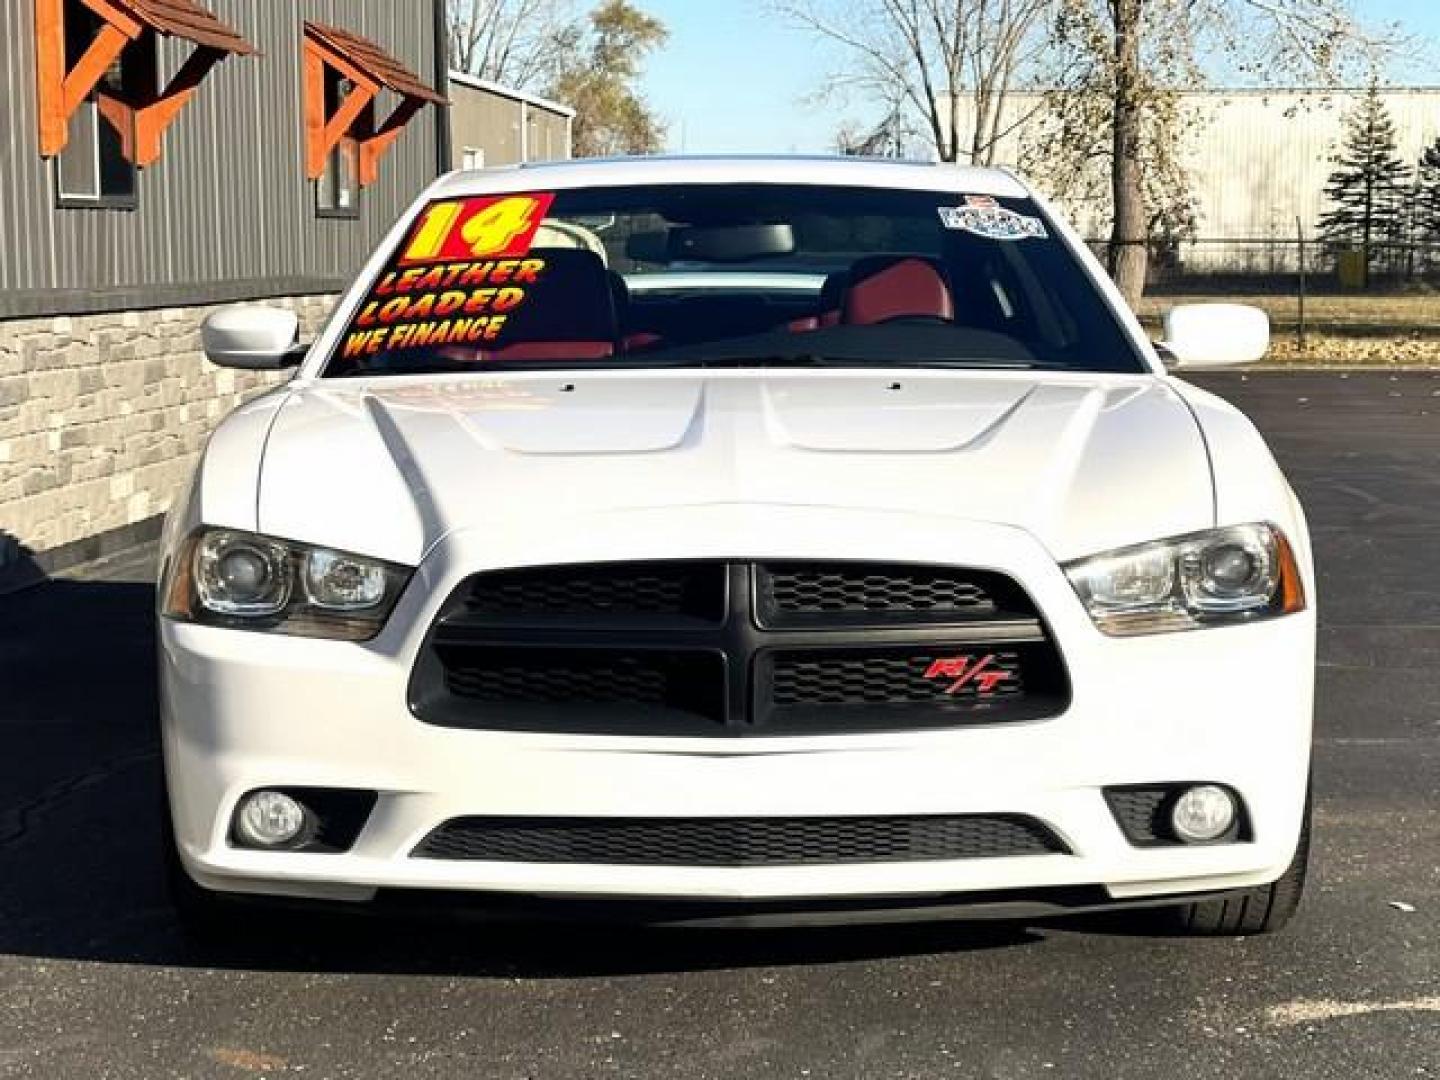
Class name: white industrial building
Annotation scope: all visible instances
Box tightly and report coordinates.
[953,87,1440,269]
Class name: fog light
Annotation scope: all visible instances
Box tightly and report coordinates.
[1170,785,1238,843]
[235,791,307,848]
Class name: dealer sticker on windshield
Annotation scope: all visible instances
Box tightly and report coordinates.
[939,204,1047,241]
[337,193,556,362]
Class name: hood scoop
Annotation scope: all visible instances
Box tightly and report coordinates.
[761,379,1036,453]
[453,379,706,455]
[257,371,1211,567]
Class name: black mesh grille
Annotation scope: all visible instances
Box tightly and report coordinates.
[445,653,665,706]
[770,650,1024,708]
[414,814,1069,865]
[414,561,1068,735]
[437,647,725,725]
[462,563,725,622]
[1105,788,1173,844]
[757,563,1027,627]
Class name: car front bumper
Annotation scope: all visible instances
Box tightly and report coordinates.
[161,508,1315,911]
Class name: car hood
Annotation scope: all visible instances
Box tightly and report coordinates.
[255,371,1213,565]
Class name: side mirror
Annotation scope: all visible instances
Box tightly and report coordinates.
[1160,303,1270,369]
[201,306,306,370]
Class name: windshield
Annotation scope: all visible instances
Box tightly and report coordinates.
[322,183,1148,377]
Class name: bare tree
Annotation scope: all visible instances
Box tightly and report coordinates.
[771,0,1056,164]
[1052,0,1391,307]
[447,0,577,91]
[1017,82,1202,262]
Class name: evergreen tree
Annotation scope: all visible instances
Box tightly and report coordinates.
[1415,137,1440,243]
[1318,84,1413,277]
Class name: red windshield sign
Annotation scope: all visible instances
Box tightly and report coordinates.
[338,193,556,363]
[399,194,555,265]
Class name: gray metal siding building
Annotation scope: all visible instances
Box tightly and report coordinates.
[447,72,573,169]
[0,0,449,319]
[0,0,448,574]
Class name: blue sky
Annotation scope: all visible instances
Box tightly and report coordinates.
[639,1,835,153]
[638,0,1440,154]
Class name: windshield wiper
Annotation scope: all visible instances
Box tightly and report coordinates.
[343,356,1048,375]
[691,355,1040,370]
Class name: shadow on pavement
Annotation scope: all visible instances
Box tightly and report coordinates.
[0,530,46,596]
[0,575,1046,978]
[161,914,1043,979]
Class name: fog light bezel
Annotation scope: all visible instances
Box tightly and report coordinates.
[1104,782,1250,847]
[227,788,379,853]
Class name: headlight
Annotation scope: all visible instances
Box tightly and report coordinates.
[163,527,412,640]
[193,532,292,616]
[1063,523,1305,636]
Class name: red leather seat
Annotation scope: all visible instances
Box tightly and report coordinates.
[841,258,954,325]
[789,270,850,332]
[474,249,618,362]
[608,272,667,353]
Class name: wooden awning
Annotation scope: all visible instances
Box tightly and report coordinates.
[302,21,447,189]
[303,22,446,107]
[107,0,255,55]
[35,0,256,164]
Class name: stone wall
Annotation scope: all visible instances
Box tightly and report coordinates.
[0,295,335,567]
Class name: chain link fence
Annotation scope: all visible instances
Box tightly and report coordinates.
[1085,237,1440,293]
[1084,238,1440,363]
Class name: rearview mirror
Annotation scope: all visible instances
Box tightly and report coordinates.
[673,223,795,262]
[202,306,306,370]
[1161,303,1269,369]
[624,230,671,264]
[623,223,797,265]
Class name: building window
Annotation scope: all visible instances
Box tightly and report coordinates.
[316,137,359,216]
[461,146,485,170]
[315,71,360,217]
[53,6,139,208]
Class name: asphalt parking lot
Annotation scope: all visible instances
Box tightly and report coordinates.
[1,371,1437,1079]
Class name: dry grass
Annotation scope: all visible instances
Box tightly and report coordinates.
[1138,292,1440,367]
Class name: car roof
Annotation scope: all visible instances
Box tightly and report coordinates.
[430,154,1031,199]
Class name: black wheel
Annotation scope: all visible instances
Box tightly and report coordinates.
[1166,787,1311,936]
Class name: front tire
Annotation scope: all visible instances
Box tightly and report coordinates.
[1166,788,1311,936]
[161,791,247,944]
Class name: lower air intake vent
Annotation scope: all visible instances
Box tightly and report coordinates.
[413,814,1070,866]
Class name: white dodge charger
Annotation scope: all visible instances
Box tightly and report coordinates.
[160,156,1314,937]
